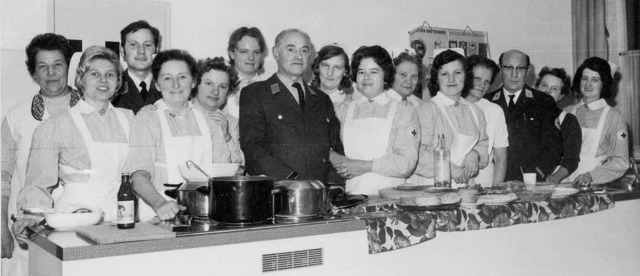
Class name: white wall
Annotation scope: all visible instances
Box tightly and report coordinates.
[1,0,573,117]
[167,0,573,77]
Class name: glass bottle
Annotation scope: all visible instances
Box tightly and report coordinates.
[433,134,451,188]
[117,173,135,229]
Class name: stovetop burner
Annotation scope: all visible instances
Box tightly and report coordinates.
[170,213,346,236]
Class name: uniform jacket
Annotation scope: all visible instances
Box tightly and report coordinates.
[485,85,562,181]
[239,74,343,183]
[111,69,162,114]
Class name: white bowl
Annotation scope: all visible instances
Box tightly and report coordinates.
[45,208,103,231]
[178,163,240,182]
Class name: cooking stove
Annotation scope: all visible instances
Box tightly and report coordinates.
[171,213,347,236]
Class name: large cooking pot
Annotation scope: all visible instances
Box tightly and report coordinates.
[273,180,330,217]
[207,176,275,225]
[164,182,209,219]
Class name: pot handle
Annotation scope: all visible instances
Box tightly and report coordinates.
[196,186,210,196]
[164,188,178,199]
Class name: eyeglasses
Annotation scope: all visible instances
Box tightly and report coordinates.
[502,65,528,74]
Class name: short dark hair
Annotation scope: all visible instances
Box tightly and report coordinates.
[350,45,395,90]
[120,20,161,49]
[227,27,267,69]
[572,56,613,99]
[25,33,74,76]
[192,57,238,97]
[151,49,197,83]
[311,44,352,90]
[392,52,424,87]
[465,54,500,84]
[498,50,530,67]
[535,66,572,96]
[428,50,473,97]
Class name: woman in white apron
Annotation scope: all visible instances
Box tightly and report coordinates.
[127,50,234,221]
[330,46,420,195]
[223,27,267,120]
[564,57,629,186]
[390,51,423,108]
[310,44,361,108]
[191,57,244,165]
[463,55,508,187]
[412,50,489,188]
[13,46,131,243]
[534,67,581,184]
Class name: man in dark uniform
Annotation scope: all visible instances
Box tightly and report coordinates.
[240,29,342,183]
[111,20,162,114]
[484,50,562,182]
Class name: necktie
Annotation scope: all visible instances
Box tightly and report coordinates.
[508,95,515,111]
[292,83,305,112]
[140,81,149,101]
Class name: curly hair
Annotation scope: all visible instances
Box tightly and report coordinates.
[151,49,197,83]
[74,45,123,94]
[572,57,613,99]
[311,44,352,91]
[192,57,238,97]
[535,66,571,96]
[350,45,395,90]
[227,27,267,69]
[427,50,473,97]
[25,33,74,76]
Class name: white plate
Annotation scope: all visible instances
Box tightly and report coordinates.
[551,187,580,199]
[477,193,518,205]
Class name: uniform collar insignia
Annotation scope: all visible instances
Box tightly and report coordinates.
[491,92,500,101]
[270,83,280,94]
[525,89,533,98]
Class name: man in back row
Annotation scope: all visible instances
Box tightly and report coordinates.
[485,50,562,182]
[111,20,162,113]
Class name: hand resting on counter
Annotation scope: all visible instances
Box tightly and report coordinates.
[11,217,38,247]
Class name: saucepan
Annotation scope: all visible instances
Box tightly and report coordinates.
[272,180,330,217]
[164,182,210,219]
[203,176,276,225]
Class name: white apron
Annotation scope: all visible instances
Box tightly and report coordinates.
[138,100,213,220]
[3,101,48,276]
[56,104,129,222]
[410,100,480,188]
[565,104,610,182]
[344,100,404,195]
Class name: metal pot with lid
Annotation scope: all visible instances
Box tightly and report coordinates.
[273,180,330,217]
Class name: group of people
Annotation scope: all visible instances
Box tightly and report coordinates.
[1,20,631,275]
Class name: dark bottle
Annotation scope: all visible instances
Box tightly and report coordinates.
[117,173,135,229]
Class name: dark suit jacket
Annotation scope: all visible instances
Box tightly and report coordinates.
[485,85,563,182]
[111,69,162,114]
[239,74,343,183]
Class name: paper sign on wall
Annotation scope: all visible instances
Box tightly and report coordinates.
[409,21,490,66]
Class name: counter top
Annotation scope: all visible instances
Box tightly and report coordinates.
[28,216,364,261]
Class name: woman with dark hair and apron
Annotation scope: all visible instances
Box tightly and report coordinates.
[564,57,629,186]
[330,46,420,195]
[412,50,489,188]
[126,50,234,221]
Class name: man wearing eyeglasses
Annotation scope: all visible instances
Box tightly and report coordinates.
[485,50,562,182]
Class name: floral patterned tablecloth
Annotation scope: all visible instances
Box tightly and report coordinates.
[331,193,614,254]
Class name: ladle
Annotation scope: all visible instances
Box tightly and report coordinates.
[186,160,211,179]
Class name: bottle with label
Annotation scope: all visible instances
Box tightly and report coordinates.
[117,172,135,229]
[433,134,451,188]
